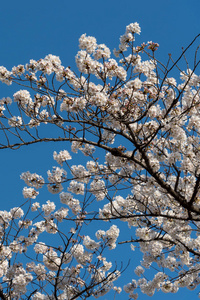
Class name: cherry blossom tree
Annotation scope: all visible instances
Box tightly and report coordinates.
[0,22,200,299]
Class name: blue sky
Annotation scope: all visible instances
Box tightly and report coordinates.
[0,0,200,299]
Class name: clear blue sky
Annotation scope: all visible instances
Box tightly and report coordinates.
[0,0,200,299]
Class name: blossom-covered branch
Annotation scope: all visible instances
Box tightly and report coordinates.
[0,22,200,299]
